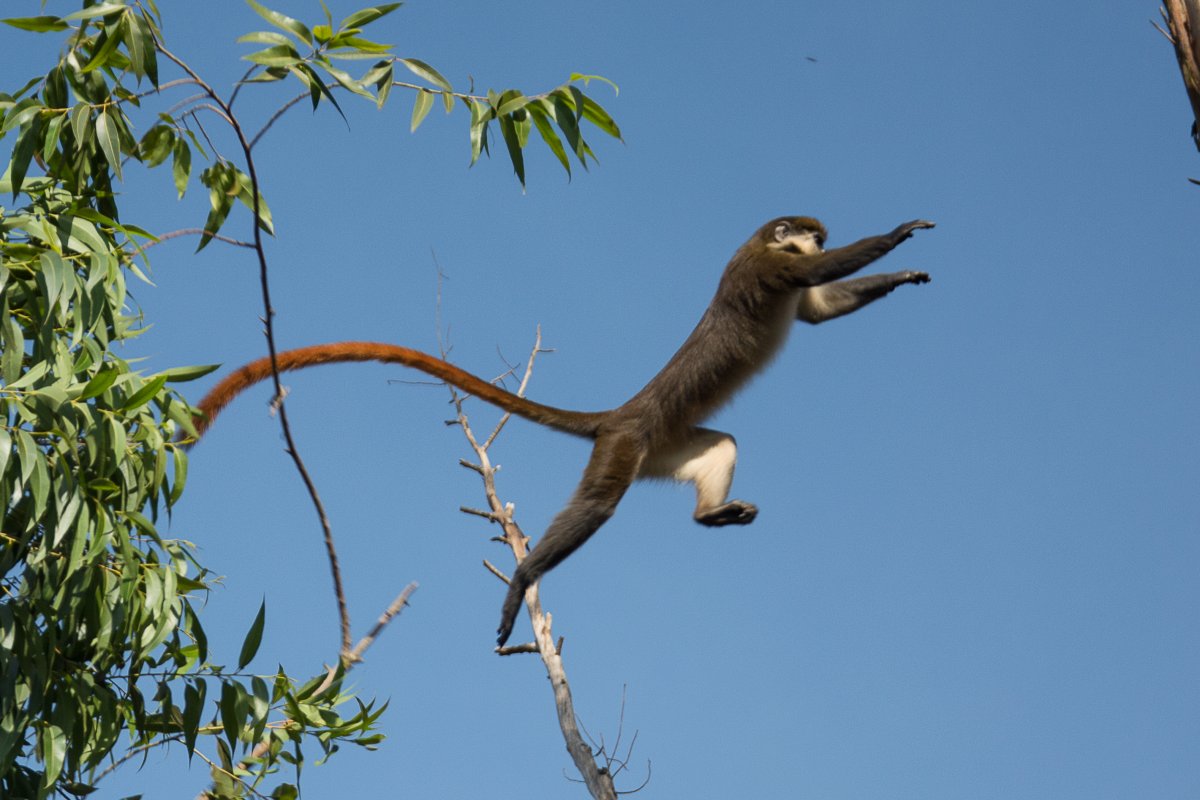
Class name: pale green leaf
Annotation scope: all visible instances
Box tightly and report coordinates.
[341,3,402,30]
[172,139,191,198]
[1,16,69,32]
[95,108,123,180]
[243,44,302,68]
[410,89,432,132]
[398,58,452,91]
[246,0,313,45]
[63,3,126,21]
[236,30,294,46]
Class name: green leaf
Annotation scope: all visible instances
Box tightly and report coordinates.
[198,163,236,251]
[121,374,167,411]
[397,58,452,92]
[9,117,40,199]
[0,429,11,479]
[329,35,391,54]
[70,102,91,144]
[317,60,373,100]
[550,95,585,165]
[468,99,491,166]
[81,28,125,75]
[243,44,302,68]
[40,724,67,788]
[182,681,206,758]
[38,251,73,318]
[1,16,69,32]
[410,89,432,132]
[131,11,160,85]
[1,98,44,135]
[234,171,274,235]
[219,681,242,753]
[96,108,124,180]
[341,3,402,30]
[498,114,525,187]
[238,600,266,669]
[236,30,295,46]
[139,125,175,167]
[495,92,528,117]
[78,366,119,400]
[168,444,188,507]
[64,3,127,21]
[579,93,622,140]
[160,363,220,382]
[172,139,191,198]
[246,0,313,46]
[529,104,569,175]
[375,63,394,108]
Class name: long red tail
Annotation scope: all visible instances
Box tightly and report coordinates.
[190,342,607,442]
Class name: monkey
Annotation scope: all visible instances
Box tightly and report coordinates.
[188,216,935,646]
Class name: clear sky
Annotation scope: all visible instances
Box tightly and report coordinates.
[5,1,1199,798]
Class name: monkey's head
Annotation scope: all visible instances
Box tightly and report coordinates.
[761,216,827,255]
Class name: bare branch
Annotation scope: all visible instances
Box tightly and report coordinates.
[482,559,510,584]
[1162,0,1200,150]
[449,330,621,799]
[143,228,254,249]
[348,582,420,663]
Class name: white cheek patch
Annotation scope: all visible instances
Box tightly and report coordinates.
[770,232,823,255]
[788,232,823,255]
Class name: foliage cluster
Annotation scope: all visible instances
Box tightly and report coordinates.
[0,1,620,797]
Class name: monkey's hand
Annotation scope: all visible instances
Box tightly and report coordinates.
[892,220,936,242]
[900,270,931,285]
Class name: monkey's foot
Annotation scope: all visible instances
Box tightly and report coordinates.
[695,501,758,527]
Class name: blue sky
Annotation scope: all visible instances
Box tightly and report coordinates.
[5,1,1199,798]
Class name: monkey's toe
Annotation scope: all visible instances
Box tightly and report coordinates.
[695,501,758,527]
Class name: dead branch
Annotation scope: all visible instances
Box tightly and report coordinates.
[1161,0,1200,150]
[446,330,622,800]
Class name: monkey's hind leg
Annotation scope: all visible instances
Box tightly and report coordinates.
[496,433,642,646]
[644,427,758,527]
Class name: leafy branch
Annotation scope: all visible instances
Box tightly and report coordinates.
[0,0,625,796]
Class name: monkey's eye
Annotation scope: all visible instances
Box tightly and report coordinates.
[773,223,790,242]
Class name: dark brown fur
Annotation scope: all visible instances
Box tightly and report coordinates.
[188,216,935,646]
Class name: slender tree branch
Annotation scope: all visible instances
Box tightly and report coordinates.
[347,581,419,662]
[144,228,254,249]
[154,40,353,658]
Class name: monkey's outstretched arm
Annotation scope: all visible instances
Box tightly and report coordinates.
[789,220,934,288]
[188,342,607,443]
[496,433,642,646]
[796,270,931,325]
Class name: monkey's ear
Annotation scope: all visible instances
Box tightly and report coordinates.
[773,222,790,242]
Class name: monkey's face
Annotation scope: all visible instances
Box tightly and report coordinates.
[765,216,827,255]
